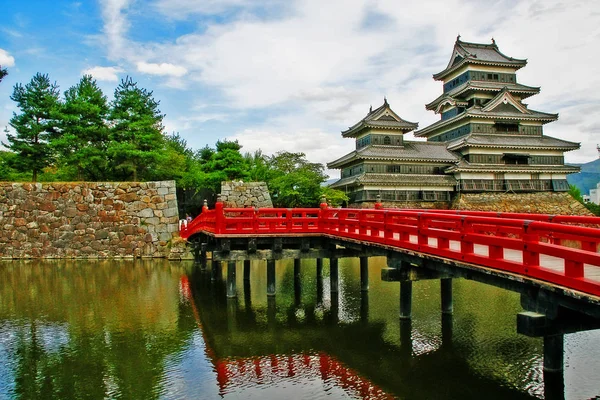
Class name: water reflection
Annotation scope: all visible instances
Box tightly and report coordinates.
[0,258,599,399]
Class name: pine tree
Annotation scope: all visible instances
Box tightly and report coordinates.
[53,75,110,180]
[4,73,61,182]
[0,66,7,83]
[108,77,165,181]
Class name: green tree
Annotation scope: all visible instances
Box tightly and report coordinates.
[267,151,327,207]
[0,66,7,83]
[53,75,110,180]
[203,140,249,191]
[4,73,61,182]
[107,77,165,181]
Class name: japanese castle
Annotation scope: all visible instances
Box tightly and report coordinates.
[328,37,580,206]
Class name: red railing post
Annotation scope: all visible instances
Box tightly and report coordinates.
[523,221,540,271]
[417,213,428,250]
[461,217,474,257]
[215,198,224,234]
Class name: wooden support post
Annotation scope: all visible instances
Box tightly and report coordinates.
[360,291,369,324]
[294,259,301,307]
[441,313,453,349]
[211,260,221,281]
[329,258,339,293]
[316,259,323,307]
[400,319,412,358]
[243,259,251,281]
[267,259,276,297]
[227,261,237,298]
[226,298,237,333]
[360,256,369,292]
[544,334,564,372]
[441,278,453,315]
[267,296,277,330]
[400,281,413,320]
[543,369,565,400]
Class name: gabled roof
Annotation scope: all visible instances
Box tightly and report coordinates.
[341,99,418,138]
[425,81,541,111]
[415,103,558,137]
[446,133,580,152]
[481,88,529,113]
[327,142,459,169]
[434,37,527,81]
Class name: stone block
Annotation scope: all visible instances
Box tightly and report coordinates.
[163,208,178,218]
[139,208,154,218]
[143,217,160,226]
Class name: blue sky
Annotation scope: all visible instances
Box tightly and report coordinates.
[1,0,600,178]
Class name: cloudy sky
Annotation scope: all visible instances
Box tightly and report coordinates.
[1,0,599,177]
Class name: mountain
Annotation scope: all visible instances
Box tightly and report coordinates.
[567,158,600,195]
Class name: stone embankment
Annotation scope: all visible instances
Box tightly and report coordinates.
[220,181,273,208]
[452,192,592,215]
[0,181,192,259]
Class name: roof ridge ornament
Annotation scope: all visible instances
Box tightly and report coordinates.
[384,96,388,106]
[491,37,496,45]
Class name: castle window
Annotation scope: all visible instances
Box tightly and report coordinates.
[383,136,391,145]
[495,123,519,133]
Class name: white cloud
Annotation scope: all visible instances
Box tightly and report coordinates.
[0,49,16,67]
[96,0,600,166]
[82,66,124,82]
[153,0,266,18]
[136,61,187,77]
[100,0,134,61]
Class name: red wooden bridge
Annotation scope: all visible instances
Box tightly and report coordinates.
[180,201,600,299]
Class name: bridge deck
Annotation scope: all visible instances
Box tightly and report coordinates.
[181,203,600,298]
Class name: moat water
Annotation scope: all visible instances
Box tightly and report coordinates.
[0,258,599,399]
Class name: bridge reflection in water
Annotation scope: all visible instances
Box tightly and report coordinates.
[183,257,600,399]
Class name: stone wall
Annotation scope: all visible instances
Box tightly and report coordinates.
[220,181,273,208]
[0,181,183,259]
[452,192,592,215]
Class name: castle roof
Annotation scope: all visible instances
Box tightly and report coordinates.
[415,90,558,138]
[446,160,580,174]
[341,99,418,138]
[329,173,457,189]
[327,142,458,169]
[434,38,527,81]
[426,81,541,111]
[446,133,580,152]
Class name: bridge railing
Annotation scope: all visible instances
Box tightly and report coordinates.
[181,203,600,297]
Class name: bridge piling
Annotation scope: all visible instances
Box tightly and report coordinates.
[330,258,339,293]
[267,259,276,296]
[294,259,302,307]
[400,281,413,320]
[360,257,369,292]
[400,319,412,358]
[243,260,251,281]
[227,261,237,298]
[544,334,564,372]
[441,278,453,315]
[211,260,222,282]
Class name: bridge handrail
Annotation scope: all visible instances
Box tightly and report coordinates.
[180,204,600,297]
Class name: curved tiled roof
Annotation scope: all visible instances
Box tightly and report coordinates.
[329,173,457,189]
[341,100,418,138]
[446,159,580,174]
[327,142,459,168]
[426,81,541,111]
[415,106,558,137]
[434,38,527,81]
[446,133,580,152]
